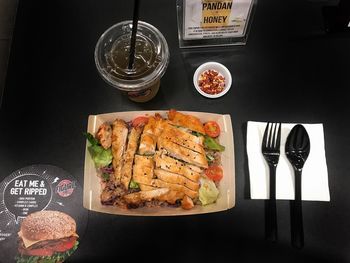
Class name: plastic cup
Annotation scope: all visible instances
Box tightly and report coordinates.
[95,20,169,102]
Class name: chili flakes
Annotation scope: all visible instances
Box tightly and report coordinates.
[198,69,225,95]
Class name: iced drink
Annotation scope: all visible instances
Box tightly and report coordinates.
[95,21,169,102]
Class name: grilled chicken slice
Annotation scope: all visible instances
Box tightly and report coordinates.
[157,190,185,204]
[132,175,198,199]
[154,169,200,191]
[138,116,157,155]
[120,126,143,189]
[181,195,194,210]
[168,125,205,145]
[111,119,128,183]
[160,124,205,154]
[157,137,208,169]
[154,151,201,182]
[138,133,157,155]
[138,116,167,155]
[142,116,157,135]
[167,109,205,134]
[96,123,112,149]
[133,155,154,180]
[123,188,169,205]
[139,184,157,191]
[186,164,203,174]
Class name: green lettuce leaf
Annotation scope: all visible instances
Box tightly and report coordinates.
[199,177,219,205]
[84,132,113,168]
[83,132,99,146]
[88,146,113,168]
[204,136,225,152]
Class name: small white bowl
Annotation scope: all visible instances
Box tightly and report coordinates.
[193,62,232,98]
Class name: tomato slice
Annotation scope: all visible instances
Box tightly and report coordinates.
[205,166,223,181]
[26,248,54,257]
[204,121,221,138]
[132,116,149,127]
[53,239,76,252]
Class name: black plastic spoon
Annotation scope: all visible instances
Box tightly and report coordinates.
[285,124,310,249]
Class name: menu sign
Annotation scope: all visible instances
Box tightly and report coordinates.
[177,0,256,47]
[0,165,87,263]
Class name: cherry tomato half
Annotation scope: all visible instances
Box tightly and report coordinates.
[132,116,149,127]
[205,165,223,182]
[204,121,221,138]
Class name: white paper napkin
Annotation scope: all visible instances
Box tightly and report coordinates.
[247,121,330,201]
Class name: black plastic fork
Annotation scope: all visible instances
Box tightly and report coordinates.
[262,122,282,242]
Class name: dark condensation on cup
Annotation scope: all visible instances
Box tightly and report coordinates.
[95,21,169,102]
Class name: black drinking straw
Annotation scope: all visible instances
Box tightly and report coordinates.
[128,0,140,70]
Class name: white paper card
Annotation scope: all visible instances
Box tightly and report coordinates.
[183,0,253,40]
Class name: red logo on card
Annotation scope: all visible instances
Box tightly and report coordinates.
[56,179,76,197]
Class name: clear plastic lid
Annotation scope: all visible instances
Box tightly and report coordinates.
[95,21,170,91]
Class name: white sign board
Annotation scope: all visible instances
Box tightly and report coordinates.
[177,0,256,48]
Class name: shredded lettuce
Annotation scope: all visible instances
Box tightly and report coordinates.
[199,177,219,205]
[206,154,215,163]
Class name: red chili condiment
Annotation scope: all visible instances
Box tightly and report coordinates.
[198,69,225,95]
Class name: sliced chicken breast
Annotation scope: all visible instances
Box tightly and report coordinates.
[120,126,143,189]
[154,151,201,182]
[96,123,112,149]
[132,175,198,199]
[133,155,154,180]
[164,123,204,145]
[154,169,200,191]
[157,190,185,204]
[138,133,157,155]
[139,184,157,191]
[111,119,128,183]
[160,124,205,154]
[167,109,205,134]
[157,137,208,169]
[186,164,203,174]
[123,188,169,205]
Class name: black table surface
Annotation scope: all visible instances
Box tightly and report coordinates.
[1,0,350,262]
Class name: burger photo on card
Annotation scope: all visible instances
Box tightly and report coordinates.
[16,210,79,263]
